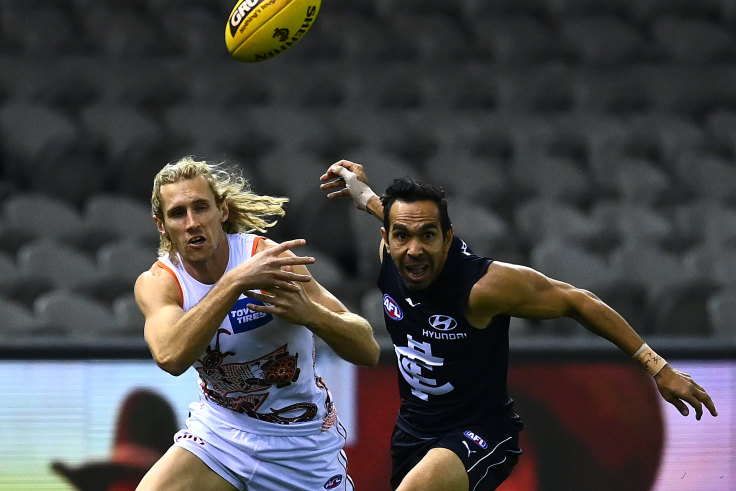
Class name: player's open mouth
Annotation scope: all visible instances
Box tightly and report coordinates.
[405,264,429,281]
[188,236,206,246]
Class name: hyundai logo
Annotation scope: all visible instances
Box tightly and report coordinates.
[428,315,457,331]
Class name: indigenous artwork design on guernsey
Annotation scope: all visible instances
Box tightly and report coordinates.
[196,331,313,424]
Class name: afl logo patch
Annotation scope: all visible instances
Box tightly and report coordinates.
[324,474,343,489]
[429,314,457,331]
[464,430,488,449]
[383,294,403,320]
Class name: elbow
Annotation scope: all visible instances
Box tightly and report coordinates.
[151,351,191,376]
[360,341,381,367]
[343,340,380,367]
[146,337,193,376]
[157,359,190,376]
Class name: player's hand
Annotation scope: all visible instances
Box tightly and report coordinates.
[233,239,314,293]
[320,160,376,210]
[654,365,718,420]
[245,274,317,326]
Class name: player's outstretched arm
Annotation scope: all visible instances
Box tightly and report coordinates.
[320,160,383,220]
[244,238,380,366]
[471,261,718,419]
[136,239,316,375]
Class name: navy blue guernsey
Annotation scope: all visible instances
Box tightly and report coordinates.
[378,236,514,435]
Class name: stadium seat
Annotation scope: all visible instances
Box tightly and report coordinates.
[302,246,354,295]
[558,15,650,65]
[0,297,39,338]
[576,68,656,115]
[80,103,163,165]
[515,199,606,246]
[683,243,736,288]
[530,240,614,291]
[312,14,392,62]
[34,290,114,340]
[78,5,160,58]
[83,193,158,248]
[176,59,274,107]
[1,5,79,56]
[0,250,54,308]
[651,16,736,64]
[449,198,511,257]
[628,112,706,166]
[112,293,145,337]
[2,193,87,246]
[674,201,736,248]
[318,0,379,15]
[158,5,224,59]
[609,242,692,300]
[234,106,335,162]
[0,102,78,166]
[707,287,736,339]
[589,157,671,205]
[105,138,183,200]
[649,280,720,337]
[0,59,70,104]
[594,279,650,334]
[460,0,549,19]
[543,0,636,17]
[255,149,332,206]
[597,0,729,21]
[672,153,736,203]
[425,153,511,206]
[97,240,156,284]
[704,109,736,158]
[510,154,592,206]
[266,62,348,109]
[0,252,19,290]
[387,14,470,63]
[426,111,514,165]
[163,102,256,158]
[496,65,579,113]
[591,201,674,246]
[68,58,179,107]
[344,64,431,110]
[473,15,558,63]
[425,65,501,113]
[17,239,102,291]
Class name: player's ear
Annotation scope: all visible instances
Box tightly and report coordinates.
[443,226,454,251]
[220,200,229,223]
[154,215,166,236]
[381,227,389,246]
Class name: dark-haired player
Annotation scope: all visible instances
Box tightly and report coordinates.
[321,160,717,491]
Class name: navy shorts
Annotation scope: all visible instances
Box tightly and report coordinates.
[390,415,523,491]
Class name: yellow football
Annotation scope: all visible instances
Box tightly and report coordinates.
[225,0,321,63]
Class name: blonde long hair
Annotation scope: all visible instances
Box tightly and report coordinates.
[152,156,287,259]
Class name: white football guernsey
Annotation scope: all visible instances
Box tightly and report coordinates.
[156,233,338,436]
[157,234,353,490]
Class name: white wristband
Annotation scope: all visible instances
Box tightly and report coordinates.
[338,168,377,211]
[633,343,668,377]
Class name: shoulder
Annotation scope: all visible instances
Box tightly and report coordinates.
[467,262,545,318]
[476,261,554,297]
[134,261,181,307]
[253,236,288,255]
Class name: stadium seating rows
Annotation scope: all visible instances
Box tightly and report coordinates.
[1,0,736,344]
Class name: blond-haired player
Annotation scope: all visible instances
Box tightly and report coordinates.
[135,156,379,490]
